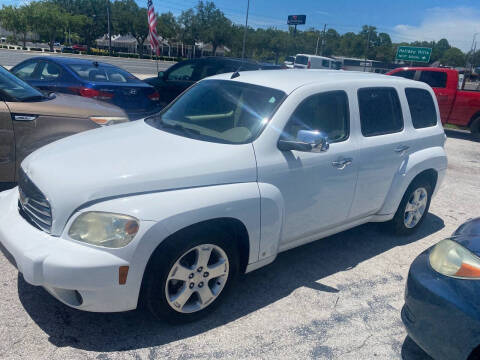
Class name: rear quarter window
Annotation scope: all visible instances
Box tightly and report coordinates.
[405,88,438,128]
[358,87,403,137]
[391,70,415,80]
[69,64,140,83]
[419,71,447,88]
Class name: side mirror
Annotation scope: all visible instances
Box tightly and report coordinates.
[158,71,165,79]
[278,130,329,153]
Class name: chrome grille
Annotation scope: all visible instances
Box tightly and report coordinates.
[17,169,52,233]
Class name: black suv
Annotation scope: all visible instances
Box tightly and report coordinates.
[144,57,285,108]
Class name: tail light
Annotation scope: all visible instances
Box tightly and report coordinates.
[307,60,311,69]
[69,87,114,100]
[148,91,160,101]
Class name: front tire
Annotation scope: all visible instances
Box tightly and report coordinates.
[389,178,433,235]
[141,226,239,323]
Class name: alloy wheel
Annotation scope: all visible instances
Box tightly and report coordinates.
[404,187,428,229]
[165,243,229,313]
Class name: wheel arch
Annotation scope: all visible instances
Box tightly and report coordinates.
[378,147,446,217]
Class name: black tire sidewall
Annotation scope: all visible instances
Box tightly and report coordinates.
[142,226,239,323]
[471,117,480,140]
[392,179,433,235]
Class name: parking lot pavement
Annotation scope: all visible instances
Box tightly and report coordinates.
[0,48,174,77]
[0,129,478,360]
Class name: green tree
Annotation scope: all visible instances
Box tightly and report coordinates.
[0,5,33,48]
[30,1,69,51]
[440,47,465,67]
[112,0,149,56]
[431,38,451,62]
[178,8,200,56]
[157,12,179,42]
[195,1,231,55]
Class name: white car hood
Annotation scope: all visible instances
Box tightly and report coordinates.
[21,120,258,235]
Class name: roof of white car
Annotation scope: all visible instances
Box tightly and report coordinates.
[208,69,419,94]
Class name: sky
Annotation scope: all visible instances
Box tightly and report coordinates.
[150,0,480,52]
[3,0,480,51]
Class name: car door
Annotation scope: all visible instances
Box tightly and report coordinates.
[160,60,202,105]
[29,61,62,92]
[348,86,409,219]
[257,89,357,245]
[0,101,15,182]
[418,70,452,123]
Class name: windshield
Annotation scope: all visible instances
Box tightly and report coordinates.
[69,64,141,83]
[285,56,295,63]
[0,66,44,101]
[146,80,286,144]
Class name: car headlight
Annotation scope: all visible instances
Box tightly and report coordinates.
[429,239,480,279]
[68,212,139,248]
[90,116,129,126]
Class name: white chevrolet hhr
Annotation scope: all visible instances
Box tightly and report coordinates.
[0,70,447,323]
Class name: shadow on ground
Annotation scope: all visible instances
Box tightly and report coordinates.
[444,128,479,143]
[16,214,444,352]
[401,336,433,360]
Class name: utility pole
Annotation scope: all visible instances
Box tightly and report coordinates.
[363,27,371,72]
[241,0,250,60]
[107,1,112,56]
[319,24,326,56]
[466,32,479,74]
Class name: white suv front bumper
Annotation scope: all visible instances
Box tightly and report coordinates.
[0,188,140,312]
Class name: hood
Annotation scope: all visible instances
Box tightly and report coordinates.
[6,93,127,119]
[21,120,257,235]
[451,218,480,256]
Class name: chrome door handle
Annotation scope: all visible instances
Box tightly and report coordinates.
[394,145,410,154]
[13,114,37,121]
[332,158,352,170]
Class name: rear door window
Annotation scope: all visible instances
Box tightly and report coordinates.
[358,87,403,137]
[405,88,438,128]
[419,71,447,88]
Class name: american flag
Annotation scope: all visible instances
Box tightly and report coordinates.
[147,0,159,55]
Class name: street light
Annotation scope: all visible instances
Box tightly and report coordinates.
[241,0,250,60]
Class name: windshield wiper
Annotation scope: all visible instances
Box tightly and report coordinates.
[158,120,201,136]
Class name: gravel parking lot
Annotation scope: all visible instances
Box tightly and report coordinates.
[0,129,478,360]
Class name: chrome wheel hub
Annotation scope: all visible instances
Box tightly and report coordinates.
[404,187,428,229]
[165,244,229,313]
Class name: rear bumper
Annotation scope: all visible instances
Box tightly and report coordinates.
[402,250,480,360]
[0,188,138,312]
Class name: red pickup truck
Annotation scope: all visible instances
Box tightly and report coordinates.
[387,67,480,138]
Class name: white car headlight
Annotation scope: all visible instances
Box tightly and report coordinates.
[68,212,139,248]
[90,116,129,126]
[429,239,480,279]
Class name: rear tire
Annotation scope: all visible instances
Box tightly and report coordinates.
[141,225,239,323]
[389,178,433,235]
[471,117,480,141]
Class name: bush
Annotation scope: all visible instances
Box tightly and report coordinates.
[116,52,140,58]
[89,47,109,56]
